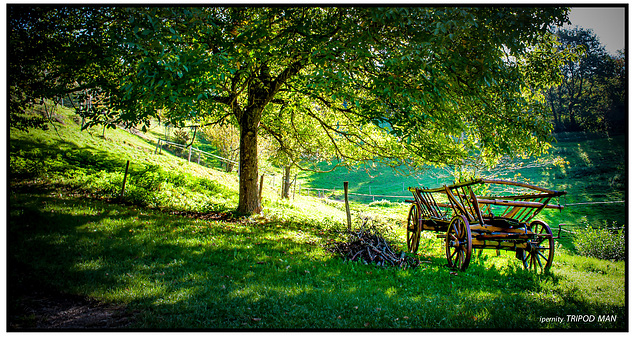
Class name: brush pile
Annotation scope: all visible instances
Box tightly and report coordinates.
[326,223,419,269]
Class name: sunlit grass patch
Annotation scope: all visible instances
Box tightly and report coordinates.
[8,109,626,330]
[9,192,626,330]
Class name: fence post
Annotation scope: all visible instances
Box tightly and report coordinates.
[154,139,161,154]
[188,146,192,162]
[119,160,130,200]
[259,174,265,204]
[344,181,352,232]
[292,174,297,200]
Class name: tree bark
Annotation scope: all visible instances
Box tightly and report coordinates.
[234,61,306,214]
[282,165,292,199]
[237,108,261,214]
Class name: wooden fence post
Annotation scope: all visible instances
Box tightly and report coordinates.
[119,160,130,200]
[154,139,161,154]
[344,181,352,232]
[292,174,297,200]
[259,174,265,204]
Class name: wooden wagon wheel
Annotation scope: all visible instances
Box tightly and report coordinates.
[446,215,472,271]
[522,220,555,272]
[406,204,422,253]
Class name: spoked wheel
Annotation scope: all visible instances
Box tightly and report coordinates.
[522,220,555,273]
[406,205,422,253]
[446,215,472,271]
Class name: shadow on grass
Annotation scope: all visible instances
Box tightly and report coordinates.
[7,193,627,331]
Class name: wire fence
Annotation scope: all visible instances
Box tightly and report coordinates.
[298,186,625,207]
[563,200,625,206]
[151,139,625,208]
[154,138,238,173]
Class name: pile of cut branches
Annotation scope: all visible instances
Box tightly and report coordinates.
[326,223,419,269]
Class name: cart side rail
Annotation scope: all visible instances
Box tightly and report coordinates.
[409,188,448,220]
[481,179,565,195]
[443,183,486,225]
[410,179,566,225]
[475,198,564,210]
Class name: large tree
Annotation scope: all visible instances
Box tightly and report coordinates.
[9,6,570,214]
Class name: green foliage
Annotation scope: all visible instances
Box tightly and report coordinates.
[573,225,625,261]
[171,128,191,157]
[201,124,239,172]
[305,132,626,233]
[172,129,190,145]
[8,6,125,131]
[546,27,626,133]
[9,107,238,213]
[9,5,572,213]
[8,107,626,330]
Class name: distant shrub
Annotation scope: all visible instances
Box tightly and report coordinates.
[368,199,394,208]
[573,225,625,261]
[173,129,190,144]
[172,129,190,157]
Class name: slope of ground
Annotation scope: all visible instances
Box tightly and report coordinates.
[8,106,627,331]
[302,132,626,232]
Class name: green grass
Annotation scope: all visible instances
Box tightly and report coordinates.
[302,132,626,235]
[8,193,626,330]
[8,106,627,330]
[9,109,242,213]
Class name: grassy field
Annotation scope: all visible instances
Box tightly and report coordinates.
[8,192,626,330]
[301,132,627,245]
[8,107,627,331]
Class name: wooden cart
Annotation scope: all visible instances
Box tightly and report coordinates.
[406,179,566,272]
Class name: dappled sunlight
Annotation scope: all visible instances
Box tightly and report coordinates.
[8,186,626,329]
[228,283,316,304]
[73,258,107,272]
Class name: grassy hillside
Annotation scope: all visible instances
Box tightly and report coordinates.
[8,106,626,330]
[302,132,626,231]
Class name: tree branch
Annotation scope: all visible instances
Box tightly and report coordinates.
[184,111,235,129]
[211,95,236,105]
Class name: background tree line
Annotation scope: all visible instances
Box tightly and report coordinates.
[546,27,626,134]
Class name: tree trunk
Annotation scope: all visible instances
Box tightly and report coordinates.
[282,165,292,199]
[225,161,235,173]
[568,103,578,131]
[548,89,560,131]
[236,107,262,214]
[234,61,305,214]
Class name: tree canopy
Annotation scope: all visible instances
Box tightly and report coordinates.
[9,6,571,214]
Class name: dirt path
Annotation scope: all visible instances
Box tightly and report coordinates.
[8,289,133,330]
[7,204,234,330]
[7,259,134,331]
